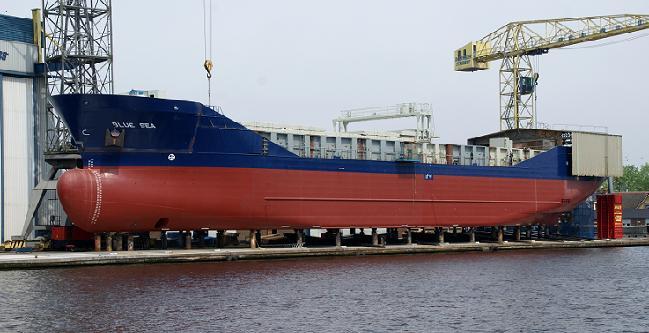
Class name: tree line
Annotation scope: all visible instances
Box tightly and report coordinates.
[614,163,649,192]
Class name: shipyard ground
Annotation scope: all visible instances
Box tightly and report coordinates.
[1,238,648,270]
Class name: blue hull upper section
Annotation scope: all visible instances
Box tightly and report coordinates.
[52,94,587,181]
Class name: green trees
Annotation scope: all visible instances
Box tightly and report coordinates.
[614,163,649,192]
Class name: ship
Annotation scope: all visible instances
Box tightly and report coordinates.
[52,94,621,233]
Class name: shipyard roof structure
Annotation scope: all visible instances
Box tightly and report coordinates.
[620,192,649,210]
[619,192,649,221]
[467,128,572,150]
[0,14,34,44]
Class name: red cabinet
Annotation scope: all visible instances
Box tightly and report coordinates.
[596,194,623,239]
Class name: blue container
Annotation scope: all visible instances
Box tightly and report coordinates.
[560,201,596,239]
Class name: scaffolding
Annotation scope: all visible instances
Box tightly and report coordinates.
[43,0,113,153]
[21,0,114,240]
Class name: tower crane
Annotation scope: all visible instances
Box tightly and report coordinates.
[454,15,649,130]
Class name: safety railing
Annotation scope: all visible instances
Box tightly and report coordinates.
[274,146,528,167]
[46,108,78,154]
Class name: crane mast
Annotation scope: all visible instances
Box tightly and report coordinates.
[454,14,649,130]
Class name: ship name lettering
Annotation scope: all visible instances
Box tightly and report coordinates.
[111,121,155,129]
[112,121,135,128]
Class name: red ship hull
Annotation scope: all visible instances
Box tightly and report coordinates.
[57,166,601,233]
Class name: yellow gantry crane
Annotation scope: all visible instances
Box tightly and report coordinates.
[454,15,649,130]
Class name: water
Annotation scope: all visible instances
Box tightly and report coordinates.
[1,247,648,332]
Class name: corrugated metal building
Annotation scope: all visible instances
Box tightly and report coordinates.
[0,13,50,242]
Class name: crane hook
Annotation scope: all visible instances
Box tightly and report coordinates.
[203,59,213,79]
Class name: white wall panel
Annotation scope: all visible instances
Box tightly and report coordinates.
[0,40,37,74]
[2,76,33,240]
[572,132,623,177]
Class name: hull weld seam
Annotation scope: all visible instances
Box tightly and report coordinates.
[264,197,561,204]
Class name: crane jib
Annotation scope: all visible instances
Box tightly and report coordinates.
[453,14,649,130]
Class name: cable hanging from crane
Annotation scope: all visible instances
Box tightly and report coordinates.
[203,0,214,106]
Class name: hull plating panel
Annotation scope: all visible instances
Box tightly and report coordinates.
[57,166,601,232]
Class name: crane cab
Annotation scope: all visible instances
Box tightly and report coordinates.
[454,41,490,71]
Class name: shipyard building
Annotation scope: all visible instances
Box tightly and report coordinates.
[0,12,53,242]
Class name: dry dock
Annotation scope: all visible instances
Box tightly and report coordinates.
[1,238,648,270]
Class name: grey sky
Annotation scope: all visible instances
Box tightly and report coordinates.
[3,0,648,165]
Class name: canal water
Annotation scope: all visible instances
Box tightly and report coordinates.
[1,247,648,332]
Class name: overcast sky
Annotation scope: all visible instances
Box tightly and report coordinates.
[2,0,648,165]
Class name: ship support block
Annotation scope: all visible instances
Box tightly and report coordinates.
[372,228,378,246]
[94,234,101,252]
[497,226,504,244]
[197,231,206,248]
[216,230,224,248]
[185,231,192,250]
[249,230,257,249]
[127,235,134,251]
[514,226,521,241]
[115,234,123,251]
[161,231,168,250]
[295,229,304,247]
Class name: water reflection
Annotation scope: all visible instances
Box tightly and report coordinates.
[1,248,648,332]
